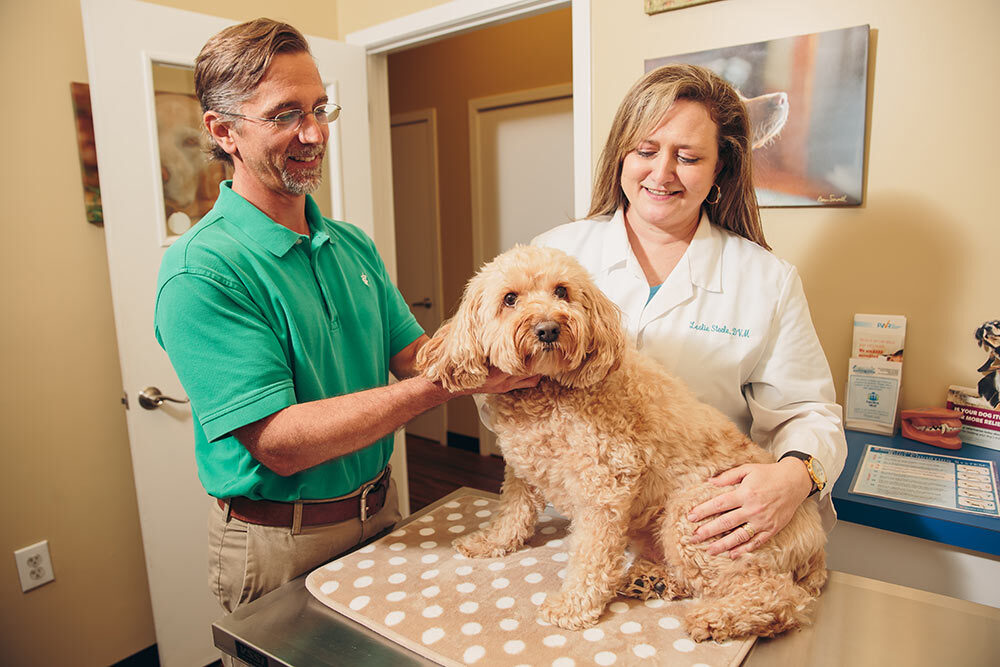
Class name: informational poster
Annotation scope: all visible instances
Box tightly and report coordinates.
[850,445,999,517]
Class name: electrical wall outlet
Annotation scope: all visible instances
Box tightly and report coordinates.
[14,540,55,592]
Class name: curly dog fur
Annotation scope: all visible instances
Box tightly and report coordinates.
[417,245,827,641]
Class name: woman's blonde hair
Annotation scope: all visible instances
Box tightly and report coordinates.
[194,18,311,164]
[589,64,768,249]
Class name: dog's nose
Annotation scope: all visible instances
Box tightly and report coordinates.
[534,321,560,344]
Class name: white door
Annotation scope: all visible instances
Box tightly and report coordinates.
[469,85,575,455]
[391,110,446,444]
[80,1,394,665]
[469,85,575,268]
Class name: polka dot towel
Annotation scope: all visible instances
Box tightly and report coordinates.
[306,490,754,666]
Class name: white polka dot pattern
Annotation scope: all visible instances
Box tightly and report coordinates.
[305,491,754,667]
[595,650,617,665]
[633,643,656,659]
[673,638,696,652]
[503,639,525,654]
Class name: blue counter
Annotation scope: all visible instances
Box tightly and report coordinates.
[832,430,1000,556]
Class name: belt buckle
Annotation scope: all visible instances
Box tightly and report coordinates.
[359,466,389,523]
[359,481,374,523]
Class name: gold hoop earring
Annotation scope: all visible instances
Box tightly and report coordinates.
[706,183,721,205]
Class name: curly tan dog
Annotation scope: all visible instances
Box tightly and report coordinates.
[417,245,827,641]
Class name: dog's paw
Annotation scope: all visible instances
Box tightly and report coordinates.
[619,559,690,600]
[618,575,668,600]
[537,592,603,630]
[683,606,740,643]
[452,531,518,559]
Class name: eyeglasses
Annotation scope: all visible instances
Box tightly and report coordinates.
[217,102,341,131]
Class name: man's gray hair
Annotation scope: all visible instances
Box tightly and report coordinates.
[194,18,311,164]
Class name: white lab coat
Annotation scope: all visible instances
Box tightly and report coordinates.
[532,209,847,531]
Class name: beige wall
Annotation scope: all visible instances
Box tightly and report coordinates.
[387,8,573,437]
[592,0,999,410]
[0,1,154,664]
[153,0,339,39]
[336,0,450,37]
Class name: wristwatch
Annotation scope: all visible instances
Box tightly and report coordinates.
[781,451,826,496]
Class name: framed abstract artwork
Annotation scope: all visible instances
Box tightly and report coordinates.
[70,82,103,225]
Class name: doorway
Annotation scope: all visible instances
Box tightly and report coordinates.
[386,6,574,454]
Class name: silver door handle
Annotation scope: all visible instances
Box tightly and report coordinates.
[410,298,432,308]
[138,386,190,410]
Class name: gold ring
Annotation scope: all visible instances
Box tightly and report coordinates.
[742,523,756,540]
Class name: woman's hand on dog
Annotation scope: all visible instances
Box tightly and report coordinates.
[685,458,813,557]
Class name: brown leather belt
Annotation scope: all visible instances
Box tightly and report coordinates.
[218,465,391,528]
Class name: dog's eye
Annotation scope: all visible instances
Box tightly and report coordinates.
[503,292,518,307]
[554,285,568,300]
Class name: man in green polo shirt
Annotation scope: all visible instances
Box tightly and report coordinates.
[154,19,536,639]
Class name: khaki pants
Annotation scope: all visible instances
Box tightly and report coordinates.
[208,478,400,665]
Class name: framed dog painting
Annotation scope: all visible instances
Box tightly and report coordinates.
[646,25,870,207]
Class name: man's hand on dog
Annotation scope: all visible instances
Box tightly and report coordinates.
[685,458,813,557]
[468,367,541,395]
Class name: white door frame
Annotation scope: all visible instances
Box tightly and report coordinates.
[468,83,574,271]
[347,0,592,273]
[390,108,444,316]
[390,108,447,444]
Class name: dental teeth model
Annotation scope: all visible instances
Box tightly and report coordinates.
[910,423,961,434]
[900,407,964,449]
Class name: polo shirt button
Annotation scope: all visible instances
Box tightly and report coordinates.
[295,238,303,245]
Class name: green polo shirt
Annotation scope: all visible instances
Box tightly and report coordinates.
[154,182,423,500]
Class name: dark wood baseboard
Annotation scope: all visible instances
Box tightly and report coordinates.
[112,644,220,667]
[111,644,159,667]
[446,430,480,452]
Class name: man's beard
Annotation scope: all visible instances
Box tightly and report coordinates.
[280,150,325,195]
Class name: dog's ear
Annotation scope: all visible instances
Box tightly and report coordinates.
[560,281,626,388]
[415,284,490,392]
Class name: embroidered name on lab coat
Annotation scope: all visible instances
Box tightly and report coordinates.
[689,321,751,338]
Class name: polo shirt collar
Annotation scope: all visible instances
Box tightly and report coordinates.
[215,181,332,257]
[605,207,722,292]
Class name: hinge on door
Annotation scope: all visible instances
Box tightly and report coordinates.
[121,391,129,410]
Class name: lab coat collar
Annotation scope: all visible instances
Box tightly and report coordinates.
[603,208,723,292]
[620,208,725,333]
[599,209,632,274]
[688,210,723,294]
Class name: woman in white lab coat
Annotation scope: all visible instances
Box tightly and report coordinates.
[534,64,846,556]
